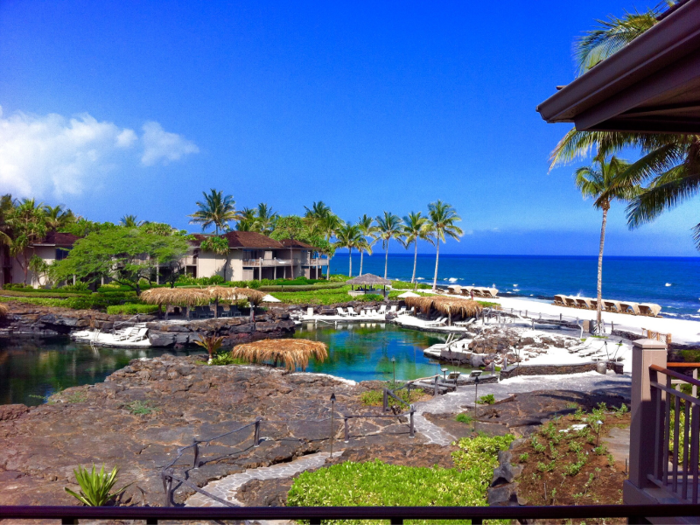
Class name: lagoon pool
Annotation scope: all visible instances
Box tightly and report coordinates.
[293,322,472,382]
[1,324,469,406]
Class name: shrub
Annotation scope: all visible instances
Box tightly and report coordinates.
[64,464,131,506]
[259,283,345,292]
[455,413,473,424]
[391,280,431,290]
[60,282,91,293]
[0,289,85,298]
[106,304,159,315]
[477,394,496,405]
[288,459,490,523]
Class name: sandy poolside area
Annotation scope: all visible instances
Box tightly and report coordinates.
[478,295,700,346]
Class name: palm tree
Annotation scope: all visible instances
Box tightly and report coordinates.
[120,214,142,228]
[334,223,363,277]
[6,199,48,284]
[427,200,463,291]
[551,6,700,250]
[575,154,641,331]
[401,211,433,284]
[375,212,403,280]
[317,213,343,279]
[44,205,75,230]
[188,189,238,234]
[256,203,278,235]
[236,207,257,231]
[357,214,378,276]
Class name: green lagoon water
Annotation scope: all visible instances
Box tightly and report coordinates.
[1,324,468,406]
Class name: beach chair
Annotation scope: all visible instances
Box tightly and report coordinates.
[397,306,407,315]
[619,301,641,315]
[307,307,314,317]
[454,318,475,327]
[460,286,474,297]
[426,316,447,327]
[377,305,387,315]
[564,297,578,308]
[590,298,600,310]
[639,303,662,317]
[553,294,567,306]
[389,305,398,313]
[481,288,499,298]
[347,307,359,316]
[603,300,622,313]
[448,285,462,295]
[336,307,348,317]
[575,297,593,309]
[359,310,368,318]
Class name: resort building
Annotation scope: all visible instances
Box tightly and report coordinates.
[191,231,328,281]
[0,230,79,287]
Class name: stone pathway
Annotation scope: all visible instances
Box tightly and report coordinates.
[186,452,331,507]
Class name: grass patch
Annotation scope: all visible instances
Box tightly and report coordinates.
[106,304,159,315]
[477,394,496,405]
[359,386,426,407]
[455,413,474,425]
[125,400,159,415]
[288,434,514,524]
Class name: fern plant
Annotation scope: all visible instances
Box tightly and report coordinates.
[194,335,224,364]
[64,464,131,506]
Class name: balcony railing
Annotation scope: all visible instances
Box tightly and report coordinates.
[3,503,700,524]
[242,259,293,267]
[306,258,328,266]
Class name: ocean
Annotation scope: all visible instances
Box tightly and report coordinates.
[330,253,700,320]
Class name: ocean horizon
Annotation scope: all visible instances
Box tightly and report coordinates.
[330,253,700,320]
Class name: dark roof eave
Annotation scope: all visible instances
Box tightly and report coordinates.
[536,0,700,128]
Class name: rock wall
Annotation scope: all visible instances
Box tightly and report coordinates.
[146,312,296,347]
[0,303,155,337]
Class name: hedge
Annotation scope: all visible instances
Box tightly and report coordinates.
[0,289,87,299]
[259,282,346,292]
[106,304,160,315]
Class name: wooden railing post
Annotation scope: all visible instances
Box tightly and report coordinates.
[434,376,439,396]
[162,470,173,507]
[625,338,667,503]
[254,418,261,447]
[409,406,415,438]
[344,417,349,443]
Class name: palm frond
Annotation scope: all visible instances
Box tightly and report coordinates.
[627,168,700,227]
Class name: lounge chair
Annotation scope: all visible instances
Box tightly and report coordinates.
[590,298,600,310]
[377,305,387,315]
[619,301,641,315]
[603,300,622,313]
[307,307,314,317]
[553,294,567,306]
[447,285,462,295]
[471,287,485,297]
[564,297,578,308]
[454,318,475,327]
[397,306,407,315]
[426,316,447,327]
[639,303,662,316]
[481,287,499,298]
[347,307,359,316]
[336,307,348,317]
[575,297,593,309]
[359,310,368,318]
[389,305,397,313]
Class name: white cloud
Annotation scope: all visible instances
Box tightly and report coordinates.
[141,121,199,166]
[0,106,198,199]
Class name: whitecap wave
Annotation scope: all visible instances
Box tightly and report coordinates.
[666,283,672,287]
[513,284,518,287]
[513,288,520,292]
[416,277,424,280]
[448,277,458,283]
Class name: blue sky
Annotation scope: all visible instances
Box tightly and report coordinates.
[1,0,697,256]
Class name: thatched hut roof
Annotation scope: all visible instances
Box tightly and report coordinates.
[403,296,482,318]
[232,338,328,371]
[345,273,392,286]
[207,286,265,303]
[0,303,8,317]
[141,287,210,307]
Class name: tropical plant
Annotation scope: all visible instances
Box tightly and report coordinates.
[575,154,640,331]
[188,189,238,234]
[120,214,143,228]
[375,211,403,280]
[427,200,463,291]
[5,198,48,284]
[255,202,278,235]
[64,464,131,506]
[357,214,378,276]
[318,215,343,279]
[333,223,363,277]
[236,207,258,231]
[194,335,225,364]
[44,204,75,230]
[401,211,433,284]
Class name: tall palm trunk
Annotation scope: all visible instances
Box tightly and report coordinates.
[327,256,331,280]
[432,240,440,291]
[596,206,609,332]
[348,248,353,277]
[384,243,389,280]
[290,247,293,280]
[411,241,418,283]
[359,250,364,276]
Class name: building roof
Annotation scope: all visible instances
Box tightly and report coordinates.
[192,231,285,250]
[346,273,392,286]
[279,238,317,250]
[33,230,80,247]
[537,0,700,133]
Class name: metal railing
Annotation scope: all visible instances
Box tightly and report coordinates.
[648,364,700,503]
[242,258,293,267]
[3,503,700,524]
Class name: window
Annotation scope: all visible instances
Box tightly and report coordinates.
[56,248,71,260]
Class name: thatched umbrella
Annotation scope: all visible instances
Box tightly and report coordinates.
[345,273,392,296]
[0,303,8,317]
[403,296,482,325]
[141,287,210,319]
[232,338,328,371]
[206,287,266,319]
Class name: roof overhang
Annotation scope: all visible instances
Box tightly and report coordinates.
[537,0,700,134]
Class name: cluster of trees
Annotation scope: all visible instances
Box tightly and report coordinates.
[555,5,700,329]
[0,194,192,293]
[188,189,463,290]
